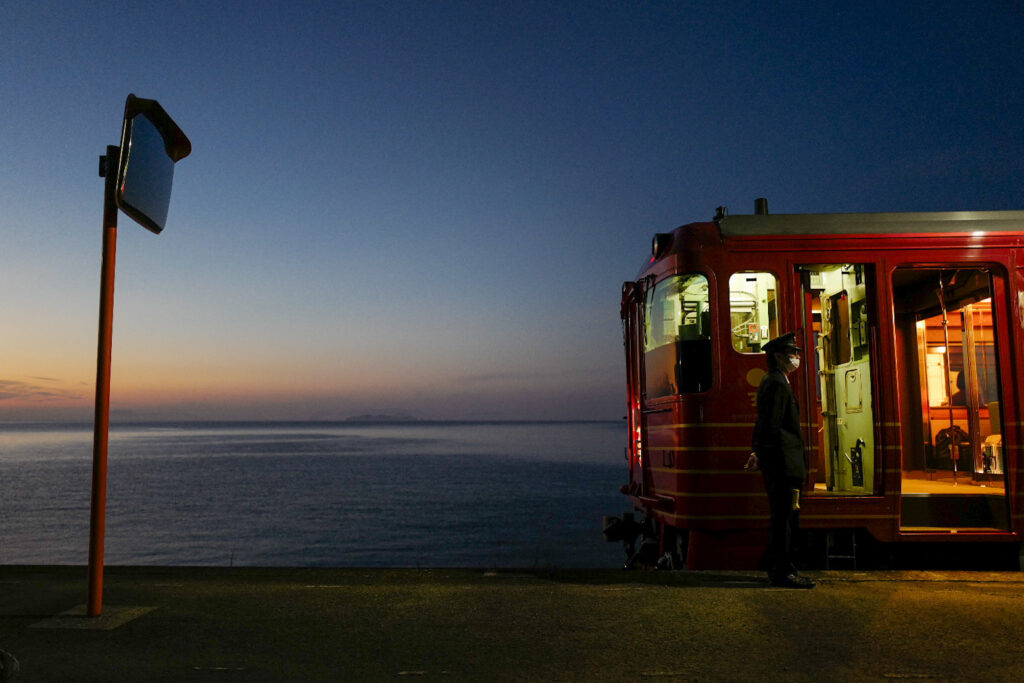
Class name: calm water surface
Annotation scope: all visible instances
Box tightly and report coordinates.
[0,421,630,568]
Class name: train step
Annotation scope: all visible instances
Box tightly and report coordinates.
[825,530,857,569]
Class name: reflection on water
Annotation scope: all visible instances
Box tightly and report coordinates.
[0,422,628,568]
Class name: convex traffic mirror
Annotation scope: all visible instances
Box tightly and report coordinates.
[114,94,191,234]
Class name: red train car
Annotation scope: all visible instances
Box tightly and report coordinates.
[606,201,1024,570]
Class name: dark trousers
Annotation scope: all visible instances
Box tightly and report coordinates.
[763,473,802,580]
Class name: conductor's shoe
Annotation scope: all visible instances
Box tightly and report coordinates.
[772,573,815,589]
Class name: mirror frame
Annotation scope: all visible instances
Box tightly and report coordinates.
[114,94,192,234]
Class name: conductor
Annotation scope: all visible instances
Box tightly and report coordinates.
[745,332,815,589]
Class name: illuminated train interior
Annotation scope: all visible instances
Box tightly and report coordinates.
[729,264,1010,530]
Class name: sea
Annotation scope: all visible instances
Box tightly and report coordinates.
[0,421,631,569]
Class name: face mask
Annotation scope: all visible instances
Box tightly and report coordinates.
[788,355,801,371]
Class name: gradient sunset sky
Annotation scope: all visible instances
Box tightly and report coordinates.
[2,1,1022,421]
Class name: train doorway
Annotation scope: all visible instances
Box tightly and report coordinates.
[892,267,1010,530]
[800,264,877,496]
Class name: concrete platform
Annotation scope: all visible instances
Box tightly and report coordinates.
[2,565,1024,681]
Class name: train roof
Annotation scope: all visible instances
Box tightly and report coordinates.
[716,209,1024,236]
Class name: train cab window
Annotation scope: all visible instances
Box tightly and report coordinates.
[728,272,779,353]
[644,274,711,397]
[800,264,876,496]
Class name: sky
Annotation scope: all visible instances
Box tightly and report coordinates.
[1,1,1022,422]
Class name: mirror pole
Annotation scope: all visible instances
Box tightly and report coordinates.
[88,145,120,618]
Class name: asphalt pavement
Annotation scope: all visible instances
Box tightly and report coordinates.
[2,565,1024,681]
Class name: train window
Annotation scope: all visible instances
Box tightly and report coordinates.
[728,272,778,353]
[644,274,711,397]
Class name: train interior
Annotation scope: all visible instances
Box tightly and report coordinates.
[729,266,879,496]
[653,264,1011,530]
[801,265,876,496]
[892,267,1009,530]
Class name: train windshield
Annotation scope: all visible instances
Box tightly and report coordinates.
[644,274,712,397]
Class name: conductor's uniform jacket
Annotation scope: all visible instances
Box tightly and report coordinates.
[752,367,806,481]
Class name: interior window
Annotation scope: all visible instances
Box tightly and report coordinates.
[728,272,779,353]
[644,274,712,397]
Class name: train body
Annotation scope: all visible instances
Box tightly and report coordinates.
[608,202,1024,569]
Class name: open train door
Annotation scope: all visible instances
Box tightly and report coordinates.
[892,267,1012,532]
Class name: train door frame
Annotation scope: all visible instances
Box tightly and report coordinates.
[621,279,648,496]
[889,259,1017,535]
[794,261,883,499]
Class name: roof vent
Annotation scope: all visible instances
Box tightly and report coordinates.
[754,197,769,215]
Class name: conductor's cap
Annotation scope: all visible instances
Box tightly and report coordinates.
[763,332,801,355]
